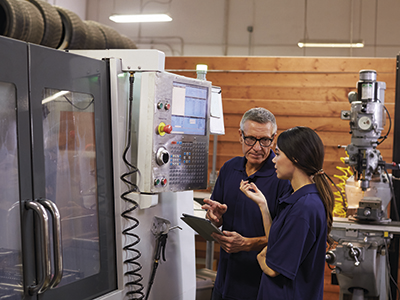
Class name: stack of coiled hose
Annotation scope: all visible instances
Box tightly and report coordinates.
[0,0,137,50]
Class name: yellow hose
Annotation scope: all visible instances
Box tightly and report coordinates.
[332,157,353,217]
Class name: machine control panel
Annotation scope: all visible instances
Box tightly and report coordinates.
[132,71,211,193]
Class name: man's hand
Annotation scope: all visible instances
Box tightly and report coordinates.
[212,231,247,253]
[202,198,227,227]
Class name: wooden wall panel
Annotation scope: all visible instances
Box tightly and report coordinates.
[165,56,396,187]
[166,57,396,73]
[166,56,398,299]
[219,86,395,102]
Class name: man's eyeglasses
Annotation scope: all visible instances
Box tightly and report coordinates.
[241,130,274,148]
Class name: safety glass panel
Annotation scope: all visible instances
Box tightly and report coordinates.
[0,82,23,298]
[42,89,100,287]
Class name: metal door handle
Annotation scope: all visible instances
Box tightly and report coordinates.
[25,201,52,294]
[39,199,63,288]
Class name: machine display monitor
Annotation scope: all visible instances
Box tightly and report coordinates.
[171,82,208,135]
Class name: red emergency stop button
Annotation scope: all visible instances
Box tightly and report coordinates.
[163,124,172,133]
[158,122,172,136]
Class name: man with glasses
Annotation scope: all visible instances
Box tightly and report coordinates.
[202,107,292,300]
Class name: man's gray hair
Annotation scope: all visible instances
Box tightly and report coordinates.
[240,107,277,134]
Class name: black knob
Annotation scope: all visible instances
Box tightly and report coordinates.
[156,147,170,166]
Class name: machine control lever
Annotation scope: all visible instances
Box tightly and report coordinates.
[325,250,336,265]
[347,243,361,266]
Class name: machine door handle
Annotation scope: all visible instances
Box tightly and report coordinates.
[25,201,52,294]
[38,199,63,288]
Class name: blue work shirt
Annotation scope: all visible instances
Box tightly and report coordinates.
[258,184,327,300]
[211,153,292,300]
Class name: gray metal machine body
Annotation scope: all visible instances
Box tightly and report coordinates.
[341,70,392,222]
[327,219,400,300]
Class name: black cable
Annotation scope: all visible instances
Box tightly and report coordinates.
[378,105,392,146]
[42,93,94,118]
[145,233,168,300]
[384,167,400,222]
[385,239,400,300]
[120,72,144,299]
[62,94,95,110]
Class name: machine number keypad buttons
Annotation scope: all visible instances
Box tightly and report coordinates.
[168,140,207,189]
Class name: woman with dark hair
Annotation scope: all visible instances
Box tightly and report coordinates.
[240,126,334,300]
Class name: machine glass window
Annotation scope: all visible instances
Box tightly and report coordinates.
[0,82,23,299]
[42,88,100,287]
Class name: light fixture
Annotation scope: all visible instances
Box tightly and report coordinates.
[196,64,208,80]
[298,40,364,48]
[109,14,172,23]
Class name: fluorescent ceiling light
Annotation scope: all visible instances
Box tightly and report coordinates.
[298,40,364,48]
[109,14,172,23]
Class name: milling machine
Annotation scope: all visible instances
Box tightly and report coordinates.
[326,70,400,300]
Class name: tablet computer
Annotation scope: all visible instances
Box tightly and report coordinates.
[181,213,224,241]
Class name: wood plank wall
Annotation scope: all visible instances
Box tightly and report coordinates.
[165,56,397,300]
[165,57,396,188]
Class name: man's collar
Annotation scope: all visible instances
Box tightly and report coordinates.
[234,151,276,177]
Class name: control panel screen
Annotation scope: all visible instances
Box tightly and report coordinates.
[171,82,208,135]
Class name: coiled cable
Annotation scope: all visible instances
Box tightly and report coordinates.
[120,72,144,299]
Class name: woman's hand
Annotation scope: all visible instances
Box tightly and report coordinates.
[257,246,280,277]
[240,180,267,207]
[240,180,272,239]
[257,246,268,269]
